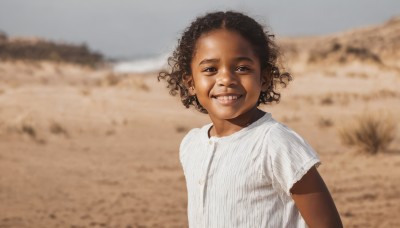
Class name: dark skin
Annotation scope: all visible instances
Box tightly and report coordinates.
[291,167,343,228]
[187,29,343,227]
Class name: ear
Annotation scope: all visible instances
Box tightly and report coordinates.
[183,74,196,95]
[260,70,271,92]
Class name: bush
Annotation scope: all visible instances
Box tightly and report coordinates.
[339,113,396,154]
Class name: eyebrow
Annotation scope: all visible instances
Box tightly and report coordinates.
[235,57,254,63]
[198,57,254,66]
[199,58,219,66]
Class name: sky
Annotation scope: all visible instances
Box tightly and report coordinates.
[0,0,399,59]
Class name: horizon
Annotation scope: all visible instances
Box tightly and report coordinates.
[1,0,399,59]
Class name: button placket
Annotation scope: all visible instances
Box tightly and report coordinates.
[200,139,216,213]
[198,179,205,185]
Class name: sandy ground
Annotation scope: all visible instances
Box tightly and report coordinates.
[0,60,400,228]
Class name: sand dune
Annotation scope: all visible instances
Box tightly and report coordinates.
[1,17,400,228]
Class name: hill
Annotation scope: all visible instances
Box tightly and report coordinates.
[0,32,103,67]
[280,16,400,71]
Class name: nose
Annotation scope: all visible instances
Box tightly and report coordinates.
[217,68,237,87]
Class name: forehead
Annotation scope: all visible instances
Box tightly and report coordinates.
[193,29,257,61]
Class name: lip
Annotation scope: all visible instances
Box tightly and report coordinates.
[212,93,243,105]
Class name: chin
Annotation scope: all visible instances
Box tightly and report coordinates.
[210,111,242,121]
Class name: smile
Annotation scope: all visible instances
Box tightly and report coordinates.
[212,94,242,105]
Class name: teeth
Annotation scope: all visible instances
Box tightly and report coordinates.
[217,95,239,101]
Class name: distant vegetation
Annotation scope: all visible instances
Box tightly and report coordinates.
[0,31,103,67]
[280,16,400,69]
[339,113,396,154]
[308,43,382,64]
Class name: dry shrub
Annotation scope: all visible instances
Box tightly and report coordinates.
[4,114,46,143]
[105,129,115,136]
[376,89,398,99]
[175,125,188,133]
[320,96,334,105]
[318,117,334,128]
[49,121,69,137]
[132,77,150,91]
[322,93,354,104]
[0,38,103,67]
[21,122,36,138]
[346,72,368,79]
[339,113,396,154]
[9,114,38,139]
[105,73,120,86]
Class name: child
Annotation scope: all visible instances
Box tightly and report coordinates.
[158,11,342,228]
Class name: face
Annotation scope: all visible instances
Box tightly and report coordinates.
[189,29,265,122]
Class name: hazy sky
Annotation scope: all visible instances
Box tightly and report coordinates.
[0,0,399,59]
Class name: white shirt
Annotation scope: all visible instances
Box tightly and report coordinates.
[179,112,320,228]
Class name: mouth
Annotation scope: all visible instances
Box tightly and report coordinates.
[212,94,242,105]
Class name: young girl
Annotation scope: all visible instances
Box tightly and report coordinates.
[159,11,342,228]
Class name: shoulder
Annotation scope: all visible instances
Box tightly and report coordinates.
[180,127,201,149]
[266,122,319,166]
[263,120,321,195]
[265,121,319,161]
[179,123,211,159]
[263,119,320,171]
[266,121,309,147]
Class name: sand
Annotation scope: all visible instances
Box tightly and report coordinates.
[0,59,399,228]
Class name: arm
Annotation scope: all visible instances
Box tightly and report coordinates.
[291,167,343,228]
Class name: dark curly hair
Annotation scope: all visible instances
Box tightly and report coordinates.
[158,11,292,113]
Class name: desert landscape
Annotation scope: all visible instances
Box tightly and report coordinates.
[1,17,400,228]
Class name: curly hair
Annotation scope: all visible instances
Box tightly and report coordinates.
[158,11,292,113]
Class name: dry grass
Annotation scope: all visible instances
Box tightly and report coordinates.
[104,73,120,86]
[346,72,369,79]
[339,113,397,154]
[320,96,334,105]
[49,121,69,137]
[132,77,150,91]
[9,114,38,139]
[318,117,334,128]
[3,114,46,144]
[175,125,189,133]
[21,123,36,138]
[105,129,116,136]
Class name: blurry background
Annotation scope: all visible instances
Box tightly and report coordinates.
[0,0,399,227]
[1,0,399,69]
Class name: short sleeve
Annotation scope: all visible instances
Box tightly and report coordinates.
[264,123,321,197]
[179,128,197,162]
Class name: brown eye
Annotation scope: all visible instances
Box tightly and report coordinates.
[203,67,217,73]
[236,66,251,72]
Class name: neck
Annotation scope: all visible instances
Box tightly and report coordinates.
[208,108,265,138]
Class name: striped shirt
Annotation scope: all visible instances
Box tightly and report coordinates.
[179,112,320,228]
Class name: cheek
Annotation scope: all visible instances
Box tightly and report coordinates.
[244,76,263,89]
[194,77,214,93]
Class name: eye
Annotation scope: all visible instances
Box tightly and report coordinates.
[236,66,251,72]
[202,67,217,73]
